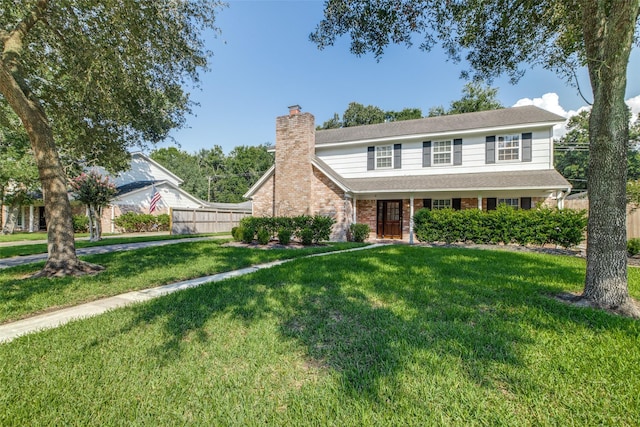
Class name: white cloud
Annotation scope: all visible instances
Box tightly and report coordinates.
[626,95,640,120]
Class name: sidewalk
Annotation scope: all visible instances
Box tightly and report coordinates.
[0,244,385,344]
[0,231,172,248]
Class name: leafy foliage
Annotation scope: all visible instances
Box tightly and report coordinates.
[114,212,170,233]
[70,172,117,208]
[150,144,273,203]
[413,206,587,249]
[349,223,371,242]
[318,102,423,129]
[555,112,640,190]
[428,82,503,117]
[238,215,336,245]
[627,238,640,256]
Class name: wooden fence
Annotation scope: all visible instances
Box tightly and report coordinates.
[564,199,640,239]
[171,207,251,235]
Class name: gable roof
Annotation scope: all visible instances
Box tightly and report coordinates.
[315,105,565,146]
[129,152,184,185]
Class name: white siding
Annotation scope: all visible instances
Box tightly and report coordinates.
[111,155,181,187]
[317,128,555,179]
[114,184,202,210]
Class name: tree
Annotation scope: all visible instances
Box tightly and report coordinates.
[317,103,423,129]
[386,107,423,122]
[555,111,640,190]
[312,0,640,316]
[150,147,207,200]
[342,102,386,127]
[428,82,504,117]
[70,172,116,242]
[0,114,38,234]
[220,145,274,203]
[0,1,222,277]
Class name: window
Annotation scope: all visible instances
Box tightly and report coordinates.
[432,199,451,210]
[497,198,519,209]
[376,145,393,168]
[433,140,452,165]
[498,134,520,161]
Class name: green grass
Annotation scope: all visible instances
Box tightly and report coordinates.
[0,233,224,259]
[0,241,364,323]
[1,245,639,425]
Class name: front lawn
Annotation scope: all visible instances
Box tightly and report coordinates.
[1,245,638,425]
[0,233,224,259]
[0,241,363,323]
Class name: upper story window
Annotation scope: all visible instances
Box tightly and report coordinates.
[376,145,393,169]
[498,135,520,161]
[433,140,452,165]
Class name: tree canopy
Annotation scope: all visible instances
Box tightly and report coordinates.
[0,0,223,276]
[428,82,503,117]
[150,144,273,203]
[312,0,640,316]
[318,102,423,129]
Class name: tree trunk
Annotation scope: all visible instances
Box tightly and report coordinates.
[2,203,18,235]
[581,0,640,317]
[0,61,103,277]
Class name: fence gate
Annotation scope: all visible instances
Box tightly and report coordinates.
[171,207,251,235]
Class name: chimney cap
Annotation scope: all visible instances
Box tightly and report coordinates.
[288,104,302,115]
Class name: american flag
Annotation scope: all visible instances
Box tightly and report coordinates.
[149,185,162,213]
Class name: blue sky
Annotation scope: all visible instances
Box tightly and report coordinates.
[159,0,640,155]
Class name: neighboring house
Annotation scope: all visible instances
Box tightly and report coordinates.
[3,152,208,233]
[244,105,572,242]
[92,152,207,233]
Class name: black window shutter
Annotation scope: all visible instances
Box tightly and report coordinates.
[423,198,432,210]
[521,197,532,210]
[394,143,402,169]
[367,146,375,170]
[522,132,532,162]
[486,136,496,164]
[487,198,497,211]
[422,141,431,167]
[453,139,462,165]
[452,198,462,210]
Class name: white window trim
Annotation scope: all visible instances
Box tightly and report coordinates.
[432,140,453,166]
[375,145,393,169]
[432,199,452,210]
[497,134,521,162]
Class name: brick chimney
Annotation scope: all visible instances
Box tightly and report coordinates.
[274,105,315,216]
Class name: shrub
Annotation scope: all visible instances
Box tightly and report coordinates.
[299,228,314,246]
[278,228,292,245]
[413,207,587,248]
[628,238,640,256]
[114,212,170,232]
[257,228,271,245]
[72,215,90,233]
[231,226,243,242]
[349,223,370,242]
[310,215,335,243]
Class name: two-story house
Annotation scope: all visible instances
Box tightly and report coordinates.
[244,105,571,242]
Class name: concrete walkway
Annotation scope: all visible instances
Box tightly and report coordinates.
[0,244,385,344]
[0,236,219,269]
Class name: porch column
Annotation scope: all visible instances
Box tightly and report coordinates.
[352,196,357,223]
[409,194,414,244]
[29,205,34,232]
[477,195,483,210]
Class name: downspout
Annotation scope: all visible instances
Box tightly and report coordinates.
[409,194,414,244]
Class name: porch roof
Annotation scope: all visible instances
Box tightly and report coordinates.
[343,169,571,195]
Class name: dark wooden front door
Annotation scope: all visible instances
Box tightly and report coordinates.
[377,200,402,239]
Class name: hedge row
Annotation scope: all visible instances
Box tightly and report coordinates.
[413,206,587,248]
[114,212,170,232]
[234,215,336,245]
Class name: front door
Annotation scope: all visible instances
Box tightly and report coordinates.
[38,206,47,230]
[377,200,402,239]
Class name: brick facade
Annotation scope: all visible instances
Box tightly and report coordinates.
[252,174,274,217]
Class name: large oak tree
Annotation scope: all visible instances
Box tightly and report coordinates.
[311,0,640,316]
[0,0,223,276]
